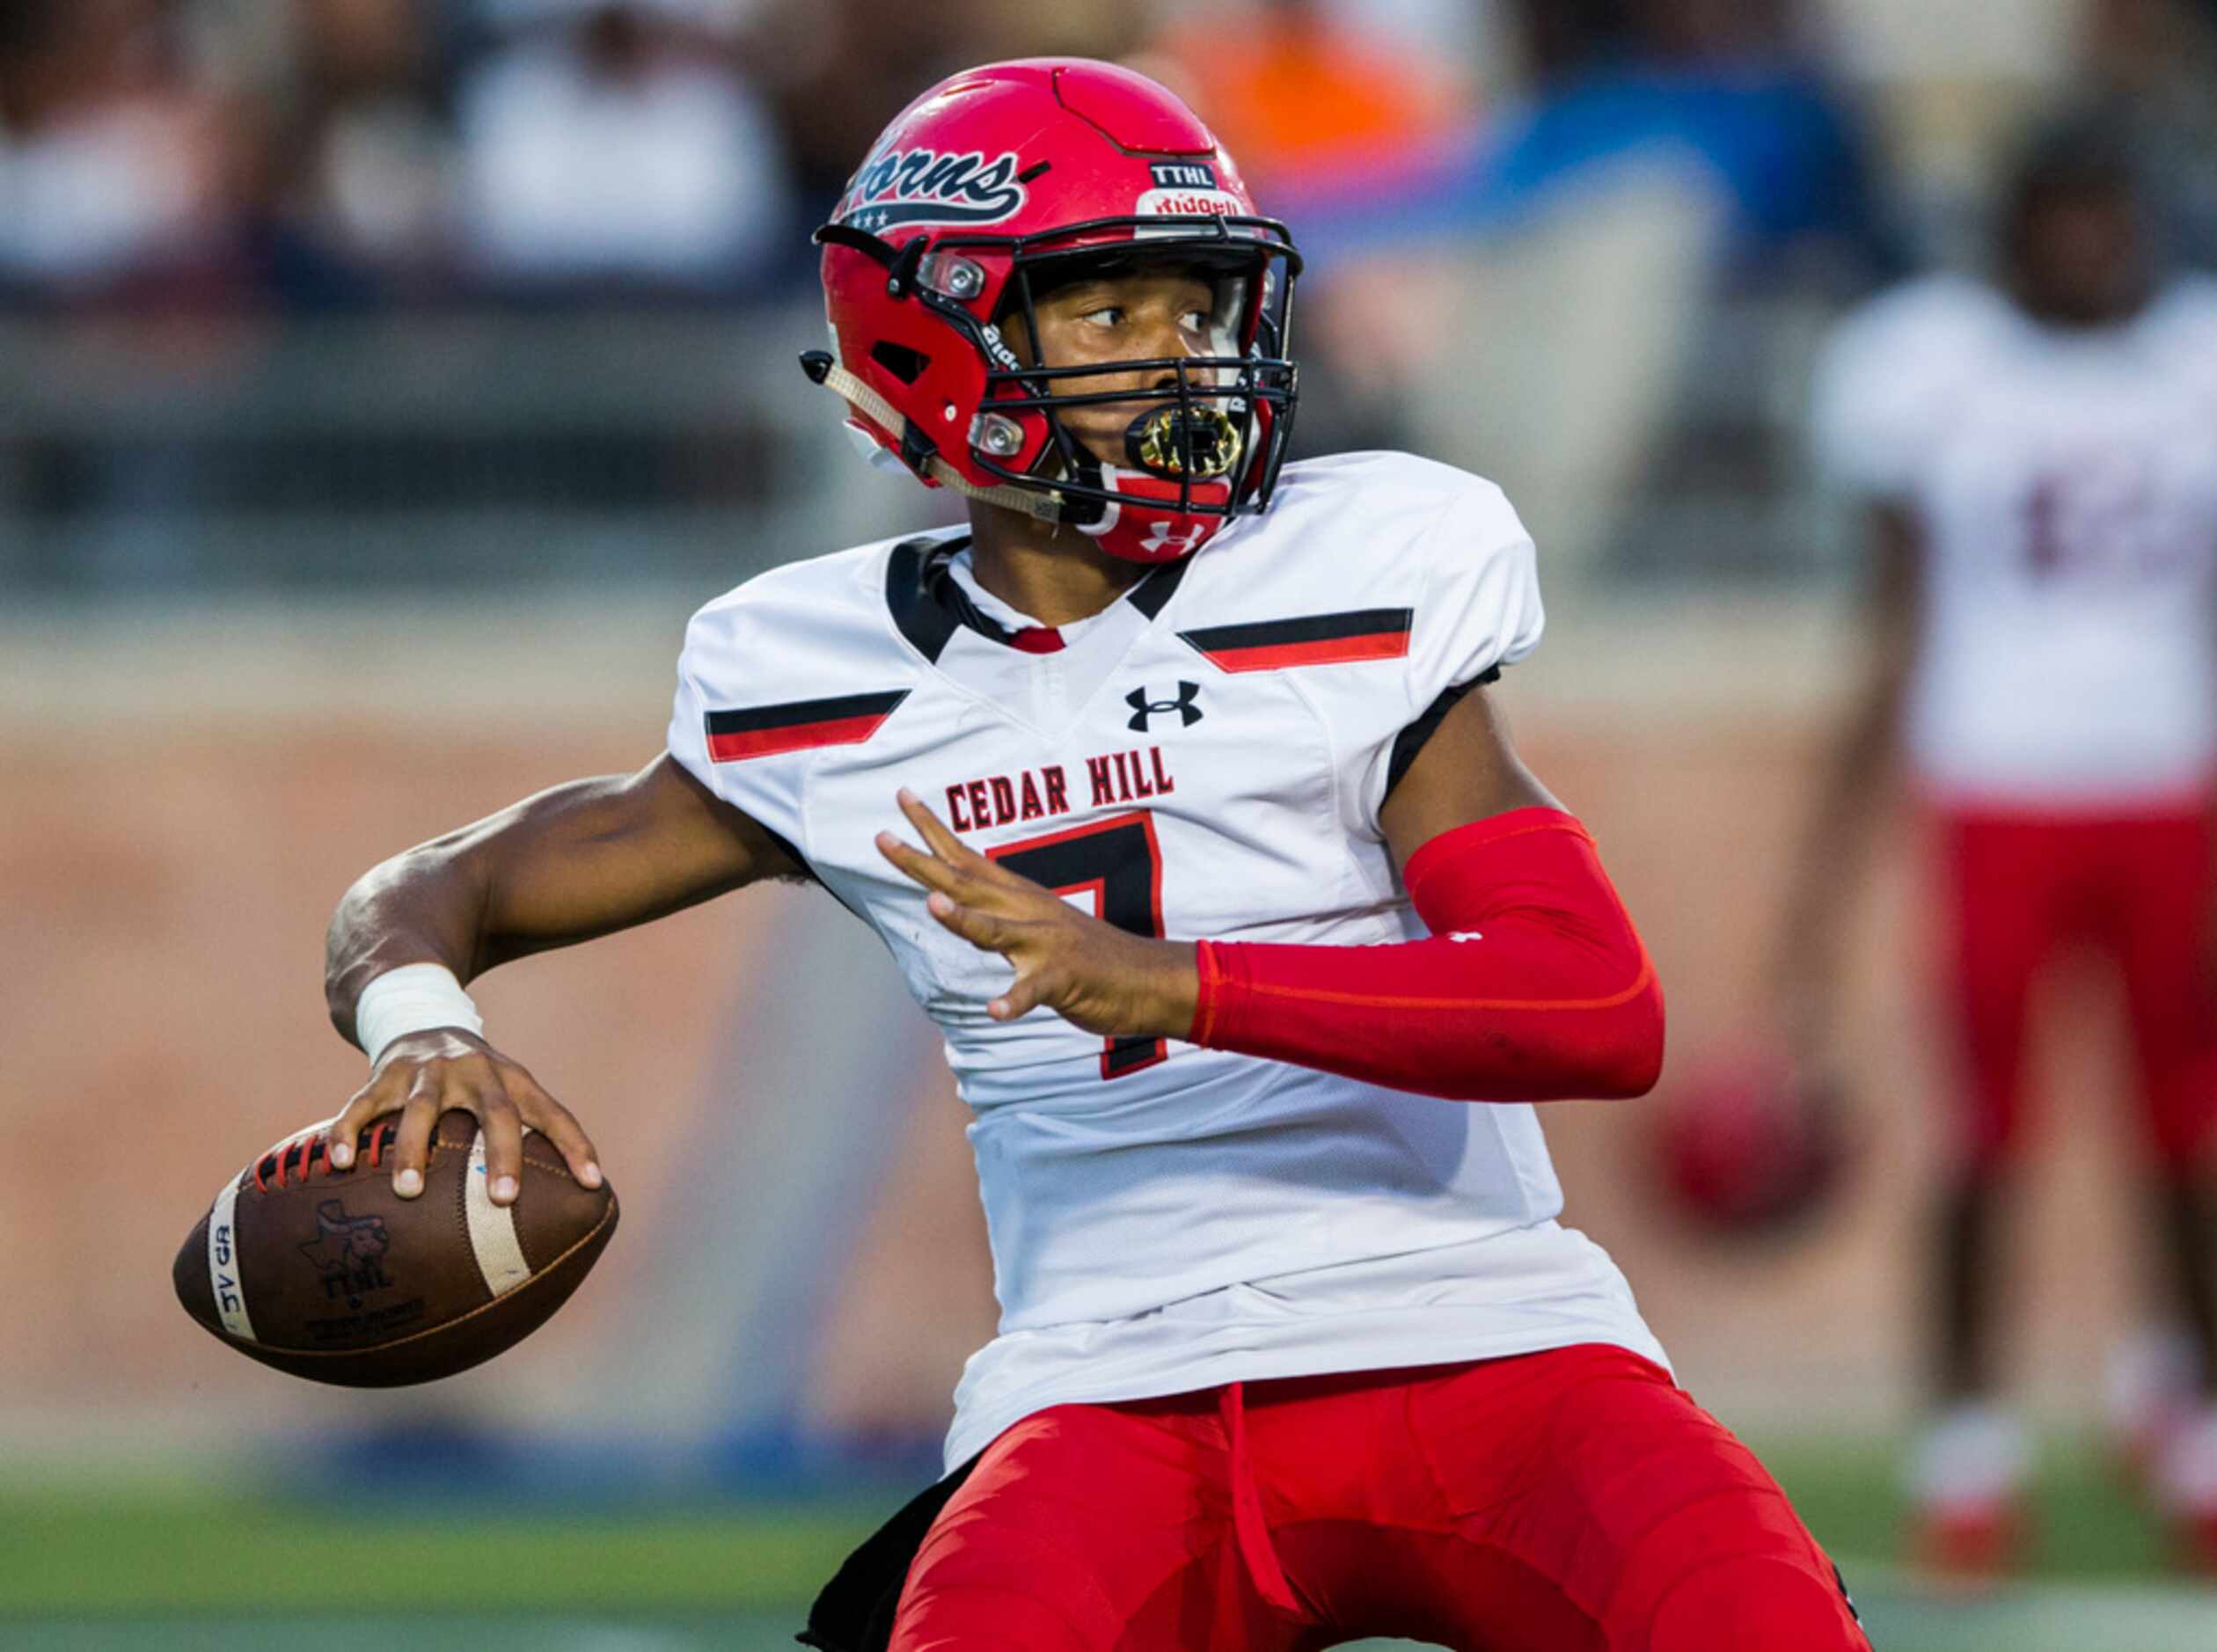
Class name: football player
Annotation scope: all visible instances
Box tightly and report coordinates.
[323,60,1868,1649]
[1789,116,2217,1572]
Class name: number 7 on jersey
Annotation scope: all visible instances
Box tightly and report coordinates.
[988,811,1169,1079]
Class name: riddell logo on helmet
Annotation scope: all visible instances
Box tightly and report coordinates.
[839,148,1029,232]
[977,323,1022,373]
[1135,187,1246,228]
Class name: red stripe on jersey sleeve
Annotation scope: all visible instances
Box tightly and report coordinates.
[705,712,897,761]
[1197,631,1411,673]
[703,691,910,762]
[1178,609,1413,674]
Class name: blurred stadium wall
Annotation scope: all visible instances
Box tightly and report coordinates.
[5,0,2214,1488]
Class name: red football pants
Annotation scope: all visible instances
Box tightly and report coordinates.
[1939,806,2217,1168]
[889,1343,1867,1651]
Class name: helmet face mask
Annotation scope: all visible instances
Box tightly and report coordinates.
[977,227,1296,532]
[808,60,1302,564]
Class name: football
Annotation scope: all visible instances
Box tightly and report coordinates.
[172,1110,618,1386]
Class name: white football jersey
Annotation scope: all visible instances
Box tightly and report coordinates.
[669,450,1666,1465]
[1811,274,2217,807]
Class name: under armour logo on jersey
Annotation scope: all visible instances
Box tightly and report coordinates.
[1126,682,1203,733]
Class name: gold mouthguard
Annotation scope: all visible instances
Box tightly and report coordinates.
[1129,405,1243,479]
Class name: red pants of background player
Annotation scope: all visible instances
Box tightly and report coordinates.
[1940,805,2217,1169]
[889,1343,1867,1651]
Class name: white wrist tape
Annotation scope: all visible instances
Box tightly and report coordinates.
[354,963,485,1067]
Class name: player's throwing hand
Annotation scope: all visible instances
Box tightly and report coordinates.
[877,788,1198,1038]
[325,1029,603,1207]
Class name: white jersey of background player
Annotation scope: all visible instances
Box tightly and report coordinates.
[665,450,1664,1464]
[1811,264,2217,807]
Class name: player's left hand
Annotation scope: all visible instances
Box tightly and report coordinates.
[876,788,1199,1039]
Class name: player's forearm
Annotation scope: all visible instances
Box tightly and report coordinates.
[325,839,496,1046]
[1780,641,1908,962]
[1187,809,1663,1102]
[324,764,769,1047]
[323,786,640,1044]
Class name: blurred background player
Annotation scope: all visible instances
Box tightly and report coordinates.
[1785,115,2217,1572]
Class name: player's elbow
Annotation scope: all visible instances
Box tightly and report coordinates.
[1466,959,1664,1103]
[1584,969,1665,1100]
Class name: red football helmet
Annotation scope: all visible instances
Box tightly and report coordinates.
[1650,1044,1849,1238]
[801,59,1302,565]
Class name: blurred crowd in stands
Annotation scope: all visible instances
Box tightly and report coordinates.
[0,0,2055,311]
[6,0,2213,310]
[7,0,2217,592]
[5,0,2215,310]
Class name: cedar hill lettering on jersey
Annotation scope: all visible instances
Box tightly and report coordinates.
[945,747,1176,834]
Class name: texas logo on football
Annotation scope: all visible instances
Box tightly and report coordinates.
[298,1199,394,1309]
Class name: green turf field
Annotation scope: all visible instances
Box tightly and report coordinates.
[4,1437,2210,1650]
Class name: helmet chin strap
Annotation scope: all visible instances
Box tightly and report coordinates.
[811,354,1065,524]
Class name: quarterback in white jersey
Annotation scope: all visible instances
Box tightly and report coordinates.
[667,453,1665,1466]
[1789,119,2217,1574]
[324,58,1868,1652]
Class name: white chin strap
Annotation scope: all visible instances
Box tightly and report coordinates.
[815,355,1064,524]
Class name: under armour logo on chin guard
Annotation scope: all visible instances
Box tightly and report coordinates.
[1126,682,1204,733]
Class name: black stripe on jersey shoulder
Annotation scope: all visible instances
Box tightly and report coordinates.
[1124,553,1194,620]
[888,537,963,663]
[1384,667,1503,800]
[891,533,1196,662]
[1181,606,1414,653]
[705,690,910,735]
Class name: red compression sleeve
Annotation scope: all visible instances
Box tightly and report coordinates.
[1189,808,1663,1101]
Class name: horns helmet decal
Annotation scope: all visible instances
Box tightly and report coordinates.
[802,58,1303,566]
[837,149,1031,233]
